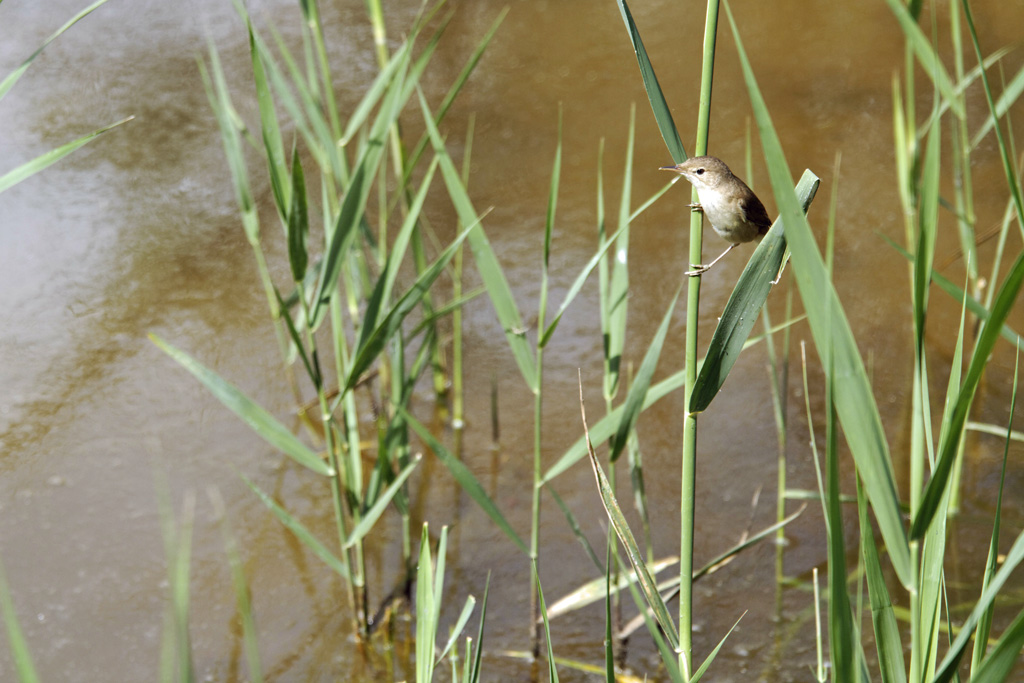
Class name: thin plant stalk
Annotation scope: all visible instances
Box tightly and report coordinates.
[680,0,721,675]
[529,115,562,657]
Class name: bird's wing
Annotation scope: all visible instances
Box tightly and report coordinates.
[741,196,773,235]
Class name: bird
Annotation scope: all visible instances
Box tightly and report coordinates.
[660,156,773,276]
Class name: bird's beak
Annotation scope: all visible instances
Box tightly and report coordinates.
[660,164,682,173]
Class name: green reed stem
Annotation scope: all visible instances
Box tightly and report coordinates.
[452,115,476,431]
[680,1,720,675]
[530,356,544,657]
[330,295,366,632]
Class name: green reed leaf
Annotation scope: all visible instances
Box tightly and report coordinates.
[690,614,745,683]
[243,476,349,578]
[913,0,1024,541]
[610,283,681,462]
[614,0,686,162]
[725,0,910,586]
[403,409,528,554]
[344,455,420,549]
[602,107,636,400]
[970,60,1024,149]
[581,385,679,651]
[341,39,414,146]
[438,595,476,666]
[885,238,1024,350]
[0,0,111,102]
[969,608,1024,683]
[201,45,259,243]
[360,158,439,339]
[237,0,289,217]
[536,568,560,683]
[933,527,1024,682]
[913,118,940,346]
[150,335,332,476]
[416,524,443,683]
[0,555,40,683]
[418,88,538,389]
[346,221,473,392]
[0,117,131,194]
[971,353,1018,674]
[464,573,490,683]
[883,0,964,118]
[287,145,309,281]
[857,478,906,683]
[690,170,819,413]
[544,368,685,483]
[404,7,509,181]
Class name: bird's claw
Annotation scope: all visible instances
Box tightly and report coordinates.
[685,264,710,277]
[687,203,703,212]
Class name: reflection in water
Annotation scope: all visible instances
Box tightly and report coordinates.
[1,0,1022,680]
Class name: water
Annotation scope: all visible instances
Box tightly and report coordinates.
[1,0,1022,680]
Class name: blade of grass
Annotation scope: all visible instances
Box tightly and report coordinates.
[418,88,538,389]
[600,105,636,401]
[543,367,685,483]
[911,0,1024,541]
[402,7,509,181]
[464,572,490,683]
[150,334,332,476]
[621,560,684,682]
[340,39,415,146]
[579,376,680,651]
[690,170,819,413]
[821,344,859,682]
[969,607,1024,682]
[884,238,1024,350]
[858,477,906,683]
[403,409,528,554]
[286,145,309,281]
[242,476,350,579]
[0,117,132,193]
[345,219,474,392]
[970,60,1024,149]
[344,454,421,548]
[416,524,439,683]
[237,0,289,218]
[603,542,615,682]
[201,43,260,244]
[0,0,111,101]
[309,50,411,327]
[883,0,964,118]
[724,0,911,585]
[0,556,40,683]
[535,565,560,683]
[546,485,605,573]
[540,218,631,349]
[933,526,1024,682]
[546,316,801,482]
[613,0,686,161]
[690,614,745,683]
[970,350,1018,674]
[438,596,476,665]
[610,283,682,461]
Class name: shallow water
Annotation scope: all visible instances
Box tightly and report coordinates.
[1,0,1023,680]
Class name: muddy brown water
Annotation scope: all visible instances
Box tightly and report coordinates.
[2,0,1023,680]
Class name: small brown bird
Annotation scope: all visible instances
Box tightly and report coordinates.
[661,156,772,276]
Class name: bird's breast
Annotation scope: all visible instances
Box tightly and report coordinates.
[698,189,762,244]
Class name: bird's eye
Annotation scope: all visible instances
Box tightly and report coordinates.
[696,168,705,175]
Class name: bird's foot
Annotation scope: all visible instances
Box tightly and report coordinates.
[685,263,710,277]
[687,203,704,212]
